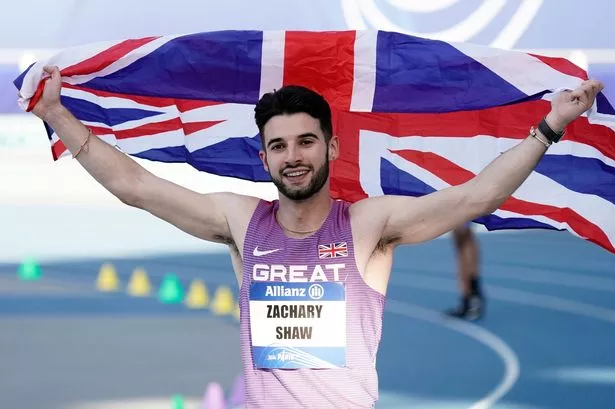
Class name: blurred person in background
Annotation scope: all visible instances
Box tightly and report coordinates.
[445,224,485,320]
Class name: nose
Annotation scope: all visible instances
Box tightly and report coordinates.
[284,142,303,166]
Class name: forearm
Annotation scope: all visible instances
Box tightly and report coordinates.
[43,105,145,204]
[469,132,548,213]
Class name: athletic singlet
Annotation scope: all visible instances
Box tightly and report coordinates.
[239,199,386,408]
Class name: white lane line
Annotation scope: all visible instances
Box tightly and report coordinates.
[386,299,520,409]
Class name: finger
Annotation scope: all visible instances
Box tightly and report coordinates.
[581,82,603,103]
[569,88,587,103]
[581,85,591,102]
[588,79,604,88]
[42,65,57,75]
[572,82,596,103]
[50,66,61,81]
[590,81,604,96]
[585,79,605,94]
[42,65,60,79]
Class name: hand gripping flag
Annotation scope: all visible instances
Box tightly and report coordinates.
[13,30,615,254]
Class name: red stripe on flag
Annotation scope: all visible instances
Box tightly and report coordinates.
[183,120,225,136]
[91,119,223,139]
[26,78,46,112]
[390,149,475,185]
[283,31,356,111]
[330,110,366,203]
[529,53,588,80]
[176,99,224,112]
[88,125,114,135]
[392,149,614,254]
[61,37,159,77]
[502,199,613,253]
[114,118,181,139]
[51,140,66,160]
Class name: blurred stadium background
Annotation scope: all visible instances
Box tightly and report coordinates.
[1,1,614,408]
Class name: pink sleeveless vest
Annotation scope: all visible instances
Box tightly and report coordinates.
[239,199,386,408]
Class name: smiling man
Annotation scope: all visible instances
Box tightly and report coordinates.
[32,66,603,409]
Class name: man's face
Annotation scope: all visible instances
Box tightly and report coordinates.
[259,113,338,201]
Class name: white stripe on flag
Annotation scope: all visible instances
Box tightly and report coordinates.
[451,42,584,96]
[60,87,173,111]
[64,35,181,86]
[117,130,185,154]
[16,40,120,105]
[350,30,378,112]
[491,209,568,232]
[259,31,285,97]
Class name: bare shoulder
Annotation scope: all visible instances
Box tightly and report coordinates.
[214,192,262,235]
[348,195,415,243]
[213,191,262,255]
[348,196,402,295]
[348,196,398,261]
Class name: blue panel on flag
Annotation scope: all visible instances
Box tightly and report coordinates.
[536,155,615,205]
[380,158,436,197]
[81,31,264,105]
[12,63,33,91]
[597,92,615,116]
[133,135,271,182]
[372,32,527,113]
[60,95,163,126]
[252,346,345,369]
[474,213,556,231]
[250,282,345,302]
[589,62,615,114]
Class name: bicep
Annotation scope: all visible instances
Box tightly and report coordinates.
[134,172,257,244]
[381,184,484,245]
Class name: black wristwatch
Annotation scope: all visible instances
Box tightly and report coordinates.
[538,117,566,143]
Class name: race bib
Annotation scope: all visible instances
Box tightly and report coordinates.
[249,281,346,369]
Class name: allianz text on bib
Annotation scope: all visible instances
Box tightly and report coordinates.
[249,281,346,369]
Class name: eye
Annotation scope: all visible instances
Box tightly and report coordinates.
[271,144,284,151]
[301,139,314,145]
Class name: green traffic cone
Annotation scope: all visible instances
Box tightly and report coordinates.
[18,257,42,281]
[158,274,184,304]
[171,394,184,409]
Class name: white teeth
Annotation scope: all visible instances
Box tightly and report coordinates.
[285,170,308,177]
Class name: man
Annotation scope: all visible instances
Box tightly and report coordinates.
[446,224,485,320]
[31,65,602,408]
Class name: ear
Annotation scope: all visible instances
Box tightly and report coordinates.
[259,150,270,172]
[328,135,340,161]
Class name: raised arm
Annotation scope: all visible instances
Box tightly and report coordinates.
[31,66,259,246]
[352,80,604,247]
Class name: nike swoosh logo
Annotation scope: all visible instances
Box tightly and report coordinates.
[253,247,281,257]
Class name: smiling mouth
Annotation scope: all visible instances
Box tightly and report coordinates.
[282,168,310,181]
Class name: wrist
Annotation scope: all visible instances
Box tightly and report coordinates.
[42,104,68,125]
[538,113,567,144]
[544,112,567,134]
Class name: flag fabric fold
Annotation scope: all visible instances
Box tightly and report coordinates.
[13,29,615,254]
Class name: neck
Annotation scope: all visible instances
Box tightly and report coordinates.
[276,184,332,236]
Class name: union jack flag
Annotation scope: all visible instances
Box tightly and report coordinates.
[13,30,615,254]
[318,242,349,259]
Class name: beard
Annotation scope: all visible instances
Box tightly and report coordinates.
[270,157,329,201]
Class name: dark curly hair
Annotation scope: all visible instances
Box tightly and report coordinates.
[254,85,333,147]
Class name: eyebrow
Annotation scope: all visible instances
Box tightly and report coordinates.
[266,132,319,148]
